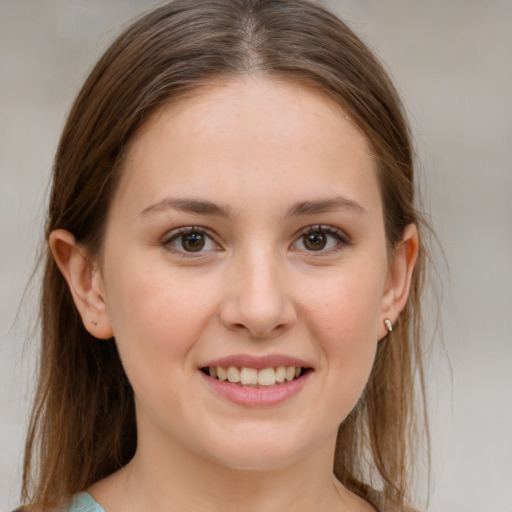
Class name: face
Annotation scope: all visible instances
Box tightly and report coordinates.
[94,77,398,470]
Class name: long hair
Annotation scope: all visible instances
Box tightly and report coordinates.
[22,1,430,510]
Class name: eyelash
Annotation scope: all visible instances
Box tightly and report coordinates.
[161,226,220,257]
[161,224,351,256]
[291,225,351,254]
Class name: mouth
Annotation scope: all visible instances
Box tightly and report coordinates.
[200,365,312,387]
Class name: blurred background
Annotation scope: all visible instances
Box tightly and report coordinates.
[1,1,511,511]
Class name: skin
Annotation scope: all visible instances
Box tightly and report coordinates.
[51,77,418,512]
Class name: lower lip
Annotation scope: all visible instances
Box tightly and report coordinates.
[199,371,311,407]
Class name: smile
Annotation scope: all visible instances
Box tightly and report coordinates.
[199,355,314,406]
[201,365,307,387]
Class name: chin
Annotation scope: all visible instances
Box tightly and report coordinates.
[200,425,327,472]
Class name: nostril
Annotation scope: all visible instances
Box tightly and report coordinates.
[218,287,297,338]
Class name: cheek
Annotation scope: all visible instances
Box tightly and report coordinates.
[305,266,384,340]
[102,262,225,432]
[103,261,219,373]
[300,266,385,397]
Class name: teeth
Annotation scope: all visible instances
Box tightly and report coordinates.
[207,365,305,386]
[240,367,258,385]
[275,366,286,383]
[217,367,228,381]
[257,367,276,386]
[227,366,241,383]
[285,366,296,381]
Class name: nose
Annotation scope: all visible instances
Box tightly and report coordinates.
[219,248,297,339]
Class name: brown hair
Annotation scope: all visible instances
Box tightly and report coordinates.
[22,0,430,510]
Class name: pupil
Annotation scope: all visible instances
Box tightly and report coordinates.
[182,233,205,252]
[304,232,326,250]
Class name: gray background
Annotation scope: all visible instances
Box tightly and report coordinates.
[1,1,511,511]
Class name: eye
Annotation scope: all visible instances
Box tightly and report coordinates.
[291,225,349,253]
[163,227,219,254]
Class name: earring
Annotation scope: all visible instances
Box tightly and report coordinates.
[384,318,393,333]
[90,319,98,326]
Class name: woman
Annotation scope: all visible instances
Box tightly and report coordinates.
[19,0,430,511]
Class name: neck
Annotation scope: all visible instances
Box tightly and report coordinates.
[90,434,362,512]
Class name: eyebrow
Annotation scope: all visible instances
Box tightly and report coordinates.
[140,197,232,218]
[286,196,366,217]
[139,195,366,219]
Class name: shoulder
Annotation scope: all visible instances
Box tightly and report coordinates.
[12,493,104,512]
[62,493,105,512]
[362,487,423,512]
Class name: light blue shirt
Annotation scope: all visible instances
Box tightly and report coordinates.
[65,493,104,512]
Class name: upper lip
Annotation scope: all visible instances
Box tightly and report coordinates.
[200,354,313,370]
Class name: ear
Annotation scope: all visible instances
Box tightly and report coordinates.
[49,229,113,339]
[379,223,419,339]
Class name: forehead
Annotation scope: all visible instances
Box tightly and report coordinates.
[113,76,381,220]
[131,76,370,157]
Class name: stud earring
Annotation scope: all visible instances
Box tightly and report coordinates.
[90,319,98,326]
[384,318,393,333]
